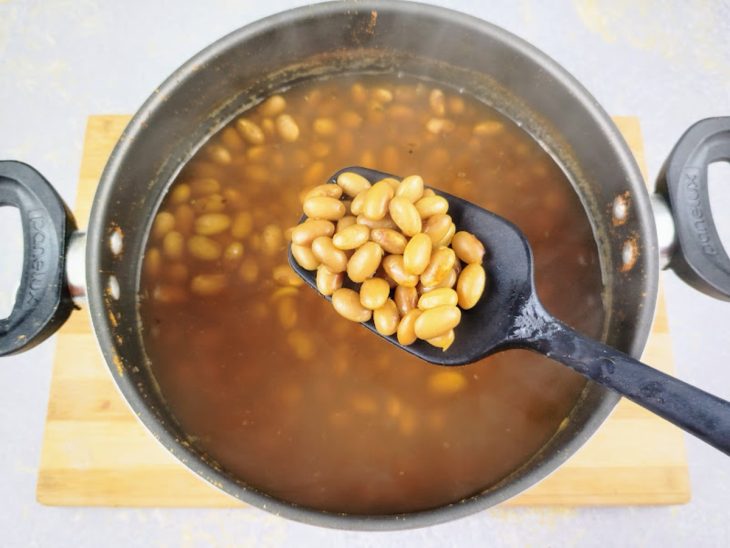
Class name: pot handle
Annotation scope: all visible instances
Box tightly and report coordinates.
[0,161,77,356]
[656,117,730,301]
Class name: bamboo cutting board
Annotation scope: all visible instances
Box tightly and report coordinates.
[36,115,690,507]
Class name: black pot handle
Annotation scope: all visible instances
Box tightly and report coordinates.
[0,161,77,356]
[656,117,730,301]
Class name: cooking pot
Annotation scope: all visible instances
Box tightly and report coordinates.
[1,1,729,530]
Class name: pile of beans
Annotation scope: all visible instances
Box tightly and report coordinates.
[290,171,487,351]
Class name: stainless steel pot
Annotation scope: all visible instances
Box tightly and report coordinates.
[1,1,728,530]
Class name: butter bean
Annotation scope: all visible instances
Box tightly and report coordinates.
[447,95,465,115]
[394,285,418,316]
[426,118,455,134]
[187,235,222,261]
[473,120,504,136]
[427,329,456,351]
[356,214,398,230]
[429,89,446,117]
[424,214,453,246]
[370,228,407,254]
[403,233,432,275]
[276,296,298,329]
[340,110,363,129]
[261,224,284,255]
[273,264,304,287]
[231,211,253,239]
[291,219,335,245]
[236,118,265,145]
[313,117,337,136]
[303,161,326,187]
[389,196,422,236]
[304,184,343,201]
[351,83,368,104]
[457,263,486,309]
[175,204,195,235]
[207,144,232,166]
[287,330,315,361]
[418,288,458,310]
[435,222,456,248]
[220,127,245,152]
[190,274,228,296]
[271,287,298,302]
[363,180,395,221]
[332,288,372,322]
[428,370,466,394]
[144,247,162,278]
[382,255,419,288]
[396,175,424,203]
[420,247,456,287]
[222,188,246,208]
[397,309,422,346]
[414,305,461,339]
[239,258,259,283]
[347,241,383,282]
[162,231,185,260]
[360,278,390,310]
[303,196,346,221]
[350,190,367,215]
[223,241,244,264]
[259,94,286,117]
[262,118,277,137]
[333,224,370,250]
[152,211,175,240]
[372,87,393,103]
[170,183,191,205]
[291,243,319,270]
[388,104,415,121]
[381,177,401,193]
[193,193,226,214]
[415,195,449,219]
[421,267,458,293]
[336,215,357,232]
[246,146,267,163]
[312,236,347,273]
[276,114,300,142]
[153,284,187,304]
[374,299,399,336]
[452,231,486,264]
[195,213,231,236]
[190,178,220,196]
[316,265,344,296]
[337,171,371,197]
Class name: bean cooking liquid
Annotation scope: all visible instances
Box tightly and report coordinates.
[139,75,604,514]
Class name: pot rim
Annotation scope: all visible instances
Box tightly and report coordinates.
[87,0,658,531]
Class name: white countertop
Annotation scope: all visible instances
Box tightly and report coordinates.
[1,1,729,546]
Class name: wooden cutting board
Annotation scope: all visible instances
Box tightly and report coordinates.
[36,115,690,507]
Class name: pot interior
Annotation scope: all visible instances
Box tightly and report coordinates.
[88,2,656,529]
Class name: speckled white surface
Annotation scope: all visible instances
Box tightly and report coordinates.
[1,1,729,546]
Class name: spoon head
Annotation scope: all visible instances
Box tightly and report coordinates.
[288,167,537,366]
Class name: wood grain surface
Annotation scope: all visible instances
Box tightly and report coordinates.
[36,115,690,507]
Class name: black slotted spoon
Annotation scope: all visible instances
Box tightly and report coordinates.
[289,167,730,455]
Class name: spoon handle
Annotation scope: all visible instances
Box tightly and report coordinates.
[529,319,730,455]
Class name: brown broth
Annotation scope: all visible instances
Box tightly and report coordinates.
[139,74,604,514]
